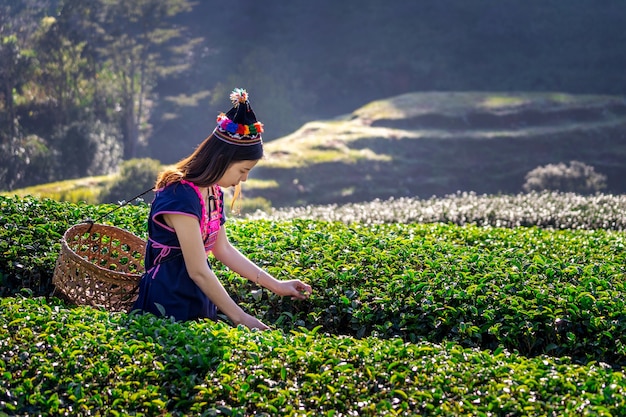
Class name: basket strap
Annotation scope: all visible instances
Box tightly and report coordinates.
[82,187,154,228]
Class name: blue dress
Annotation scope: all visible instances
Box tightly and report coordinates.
[132,180,225,321]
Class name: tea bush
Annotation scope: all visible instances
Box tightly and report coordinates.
[2,195,626,369]
[0,195,148,297]
[247,190,626,230]
[3,191,625,298]
[2,296,626,416]
[227,220,626,367]
[3,194,626,414]
[523,161,607,194]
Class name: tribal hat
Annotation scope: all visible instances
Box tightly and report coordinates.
[213,88,264,146]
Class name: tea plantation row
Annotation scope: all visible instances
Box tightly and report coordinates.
[2,194,626,415]
[3,191,626,297]
[2,194,625,362]
[2,296,625,416]
[248,191,626,230]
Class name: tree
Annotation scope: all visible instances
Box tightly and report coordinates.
[96,0,193,159]
[0,0,45,139]
[0,0,194,189]
[100,157,161,204]
[523,160,607,195]
[0,0,55,190]
[31,16,92,125]
[51,120,123,179]
[0,36,34,138]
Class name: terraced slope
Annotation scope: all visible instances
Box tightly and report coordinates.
[250,92,626,207]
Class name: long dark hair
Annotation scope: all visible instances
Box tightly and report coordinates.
[155,133,263,189]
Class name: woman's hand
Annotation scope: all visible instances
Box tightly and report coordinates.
[236,313,270,331]
[273,279,313,300]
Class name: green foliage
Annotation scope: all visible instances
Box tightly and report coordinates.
[4,191,625,299]
[0,0,195,192]
[248,191,626,230]
[0,33,34,129]
[0,134,55,191]
[94,0,195,159]
[4,195,626,367]
[0,194,626,416]
[225,219,626,368]
[51,120,123,179]
[2,296,626,416]
[523,160,607,194]
[4,194,626,413]
[99,158,161,204]
[0,195,148,297]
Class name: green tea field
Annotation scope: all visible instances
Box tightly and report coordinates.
[1,193,626,416]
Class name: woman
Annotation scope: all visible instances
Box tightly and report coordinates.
[132,88,312,329]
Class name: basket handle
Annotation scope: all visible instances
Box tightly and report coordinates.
[81,187,154,229]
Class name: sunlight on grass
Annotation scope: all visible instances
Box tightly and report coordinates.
[245,178,279,189]
[481,95,528,109]
[548,92,578,103]
[2,174,115,203]
[165,90,212,107]
[7,92,626,209]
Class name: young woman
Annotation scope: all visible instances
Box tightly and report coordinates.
[132,88,312,329]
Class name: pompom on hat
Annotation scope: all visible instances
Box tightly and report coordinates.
[213,88,264,146]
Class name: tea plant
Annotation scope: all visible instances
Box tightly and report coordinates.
[247,191,626,230]
[2,296,626,416]
[225,220,626,367]
[0,195,148,296]
[2,195,626,367]
[3,194,626,415]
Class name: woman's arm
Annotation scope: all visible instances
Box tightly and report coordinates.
[163,213,268,330]
[211,227,312,300]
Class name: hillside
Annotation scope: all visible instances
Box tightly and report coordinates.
[245,91,626,208]
[4,2,626,194]
[6,91,626,210]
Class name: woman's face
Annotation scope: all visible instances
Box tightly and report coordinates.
[217,160,259,188]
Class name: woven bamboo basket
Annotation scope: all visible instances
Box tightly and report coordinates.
[53,222,146,312]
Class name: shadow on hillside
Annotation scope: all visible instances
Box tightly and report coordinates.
[253,124,626,208]
[372,104,626,130]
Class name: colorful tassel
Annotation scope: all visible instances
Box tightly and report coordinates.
[230,88,249,106]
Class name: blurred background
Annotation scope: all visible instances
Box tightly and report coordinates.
[1,0,625,207]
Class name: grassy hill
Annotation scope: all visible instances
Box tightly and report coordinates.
[6,91,626,209]
[1,175,116,205]
[248,91,626,208]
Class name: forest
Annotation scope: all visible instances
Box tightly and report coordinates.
[1,0,626,193]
